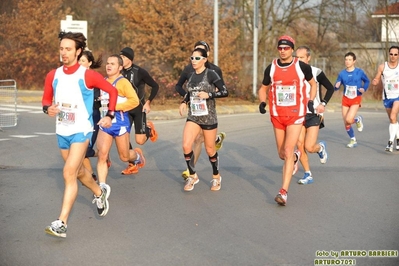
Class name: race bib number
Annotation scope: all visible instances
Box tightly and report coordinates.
[345,85,357,99]
[57,103,76,125]
[385,79,399,92]
[276,85,296,106]
[190,96,208,116]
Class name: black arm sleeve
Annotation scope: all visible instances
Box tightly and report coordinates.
[261,65,272,86]
[215,68,224,82]
[175,65,191,97]
[139,68,159,102]
[317,71,335,104]
[182,92,190,103]
[209,63,224,82]
[212,80,228,98]
[299,61,313,81]
[208,70,228,98]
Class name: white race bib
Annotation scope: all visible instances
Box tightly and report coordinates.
[57,102,76,126]
[190,96,208,116]
[276,85,296,106]
[385,79,399,92]
[345,85,357,99]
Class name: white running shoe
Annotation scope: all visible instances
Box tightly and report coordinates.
[292,150,301,175]
[318,141,328,164]
[356,115,363,132]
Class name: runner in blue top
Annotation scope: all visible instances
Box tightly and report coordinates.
[335,52,370,148]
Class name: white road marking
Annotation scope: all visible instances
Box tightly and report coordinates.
[1,104,42,110]
[0,104,42,114]
[9,135,39,138]
[35,132,56,135]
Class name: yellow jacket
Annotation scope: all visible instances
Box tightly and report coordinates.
[106,75,139,112]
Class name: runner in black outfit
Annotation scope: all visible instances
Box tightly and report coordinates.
[119,47,159,175]
[176,41,223,96]
[175,41,226,180]
[179,47,229,191]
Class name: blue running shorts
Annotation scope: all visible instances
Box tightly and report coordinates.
[383,97,399,109]
[100,111,131,137]
[57,132,93,149]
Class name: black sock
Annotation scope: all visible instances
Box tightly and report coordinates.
[184,151,195,175]
[209,152,219,175]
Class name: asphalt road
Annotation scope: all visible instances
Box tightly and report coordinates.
[0,104,398,266]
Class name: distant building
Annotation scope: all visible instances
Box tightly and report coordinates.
[336,3,399,77]
[371,2,399,42]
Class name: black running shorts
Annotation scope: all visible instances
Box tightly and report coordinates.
[304,113,324,129]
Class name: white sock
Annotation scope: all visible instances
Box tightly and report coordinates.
[135,152,141,163]
[389,123,398,142]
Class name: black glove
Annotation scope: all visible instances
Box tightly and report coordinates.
[307,100,314,114]
[259,102,267,114]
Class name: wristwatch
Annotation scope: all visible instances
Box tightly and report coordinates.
[105,110,115,120]
[321,101,327,107]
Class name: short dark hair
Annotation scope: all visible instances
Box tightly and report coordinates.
[345,52,356,60]
[389,46,399,53]
[109,54,123,67]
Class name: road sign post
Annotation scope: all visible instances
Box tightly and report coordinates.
[60,15,88,44]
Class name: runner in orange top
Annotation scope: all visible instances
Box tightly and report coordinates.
[96,54,141,193]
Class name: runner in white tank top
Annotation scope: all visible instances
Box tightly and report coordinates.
[372,45,399,152]
[42,32,118,238]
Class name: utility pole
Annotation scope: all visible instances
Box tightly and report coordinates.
[214,0,219,65]
[253,0,259,96]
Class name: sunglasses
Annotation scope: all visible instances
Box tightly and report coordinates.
[389,53,398,56]
[190,56,205,61]
[278,46,291,51]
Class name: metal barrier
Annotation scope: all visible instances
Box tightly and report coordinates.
[0,79,18,128]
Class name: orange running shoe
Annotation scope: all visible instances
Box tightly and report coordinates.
[147,121,158,142]
[121,163,139,175]
[133,148,146,168]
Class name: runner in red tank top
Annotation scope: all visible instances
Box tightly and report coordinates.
[258,35,317,206]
